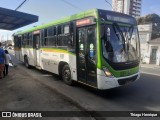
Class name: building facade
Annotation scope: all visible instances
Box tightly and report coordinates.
[112,0,142,17]
[138,24,152,58]
[147,39,160,65]
[138,24,160,66]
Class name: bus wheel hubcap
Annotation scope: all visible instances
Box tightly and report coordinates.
[63,69,70,81]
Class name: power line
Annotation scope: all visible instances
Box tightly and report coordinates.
[15,0,28,11]
[60,0,83,11]
[104,0,113,9]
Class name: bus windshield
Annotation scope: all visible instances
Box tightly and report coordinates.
[102,23,140,63]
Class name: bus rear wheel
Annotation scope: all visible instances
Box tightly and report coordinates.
[24,56,30,68]
[62,65,73,85]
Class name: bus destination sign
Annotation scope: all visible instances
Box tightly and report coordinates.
[76,18,92,27]
[106,15,133,24]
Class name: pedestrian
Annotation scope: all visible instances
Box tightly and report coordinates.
[3,50,13,76]
[0,42,5,79]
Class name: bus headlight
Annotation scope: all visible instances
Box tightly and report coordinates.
[103,67,113,77]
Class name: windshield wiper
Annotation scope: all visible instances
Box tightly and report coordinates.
[112,23,126,52]
[126,26,134,51]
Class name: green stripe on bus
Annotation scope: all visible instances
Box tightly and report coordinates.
[41,47,76,56]
[96,14,102,69]
[101,58,139,77]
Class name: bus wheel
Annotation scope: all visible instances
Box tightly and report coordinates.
[62,65,73,85]
[24,56,30,68]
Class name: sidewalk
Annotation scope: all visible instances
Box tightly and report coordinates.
[141,63,160,69]
[0,65,93,120]
[140,63,160,76]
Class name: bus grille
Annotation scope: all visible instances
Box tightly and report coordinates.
[118,75,138,85]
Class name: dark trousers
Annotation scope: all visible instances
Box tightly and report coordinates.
[3,64,9,76]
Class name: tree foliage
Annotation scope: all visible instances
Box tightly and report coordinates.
[136,14,160,39]
[137,14,160,25]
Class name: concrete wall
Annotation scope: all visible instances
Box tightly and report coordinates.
[138,24,152,63]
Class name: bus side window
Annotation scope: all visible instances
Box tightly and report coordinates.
[63,24,72,46]
[58,25,62,34]
[53,27,57,46]
[41,30,44,46]
[44,29,47,46]
[57,25,63,46]
[47,27,56,46]
[70,22,75,46]
[88,27,96,61]
[22,35,26,48]
[17,36,22,48]
[100,25,105,39]
[26,33,29,47]
[70,22,73,33]
[29,33,33,47]
[14,36,16,48]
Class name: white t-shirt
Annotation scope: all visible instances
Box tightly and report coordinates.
[5,54,11,65]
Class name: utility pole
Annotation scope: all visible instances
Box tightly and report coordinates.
[105,0,113,9]
[15,0,27,11]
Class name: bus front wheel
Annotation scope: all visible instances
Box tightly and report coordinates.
[62,65,73,85]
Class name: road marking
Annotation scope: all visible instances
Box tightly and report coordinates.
[141,72,160,77]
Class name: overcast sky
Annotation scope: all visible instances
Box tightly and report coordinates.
[0,0,160,40]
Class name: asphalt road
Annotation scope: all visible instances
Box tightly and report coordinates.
[2,50,160,120]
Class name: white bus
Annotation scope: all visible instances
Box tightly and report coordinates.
[14,9,141,90]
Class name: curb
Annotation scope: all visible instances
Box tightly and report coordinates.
[141,65,160,69]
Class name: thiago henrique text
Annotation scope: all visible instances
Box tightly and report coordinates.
[130,112,158,117]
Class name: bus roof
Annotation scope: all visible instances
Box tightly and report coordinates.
[14,9,135,35]
[15,9,98,35]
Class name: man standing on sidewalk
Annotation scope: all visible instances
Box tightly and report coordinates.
[0,42,5,79]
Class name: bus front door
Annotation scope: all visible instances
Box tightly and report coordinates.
[33,34,41,67]
[77,26,97,87]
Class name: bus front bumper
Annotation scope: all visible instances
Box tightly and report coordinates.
[97,71,140,90]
